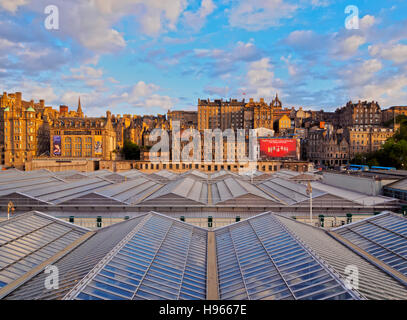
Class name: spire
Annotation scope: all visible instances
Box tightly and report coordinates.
[77,97,83,117]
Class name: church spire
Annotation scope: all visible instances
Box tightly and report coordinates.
[77,97,84,117]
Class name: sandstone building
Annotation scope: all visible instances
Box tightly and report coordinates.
[0,92,55,169]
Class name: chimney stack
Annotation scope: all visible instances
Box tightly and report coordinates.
[16,92,22,108]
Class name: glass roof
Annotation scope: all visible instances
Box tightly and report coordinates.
[0,212,89,290]
[215,213,357,300]
[333,212,407,276]
[4,210,407,300]
[68,214,207,300]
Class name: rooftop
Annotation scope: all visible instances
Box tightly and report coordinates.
[2,210,407,300]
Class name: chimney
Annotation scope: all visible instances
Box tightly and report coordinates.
[39,99,45,108]
[16,92,22,108]
[59,105,68,114]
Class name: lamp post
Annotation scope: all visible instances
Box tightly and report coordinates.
[7,201,15,220]
[306,181,313,226]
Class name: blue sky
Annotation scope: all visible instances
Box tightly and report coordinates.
[0,0,407,116]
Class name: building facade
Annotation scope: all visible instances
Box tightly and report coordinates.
[336,100,382,128]
[0,92,53,168]
[167,110,198,129]
[345,126,394,158]
[382,106,407,124]
[50,111,117,160]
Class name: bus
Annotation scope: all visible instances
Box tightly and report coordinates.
[370,166,396,171]
[347,164,370,171]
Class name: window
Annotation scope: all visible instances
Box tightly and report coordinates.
[208,216,213,228]
[96,216,102,228]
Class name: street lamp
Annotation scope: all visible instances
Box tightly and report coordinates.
[7,201,15,220]
[306,181,313,226]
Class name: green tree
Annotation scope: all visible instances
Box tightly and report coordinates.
[121,140,141,160]
[351,120,407,169]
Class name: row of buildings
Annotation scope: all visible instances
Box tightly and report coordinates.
[1,91,406,169]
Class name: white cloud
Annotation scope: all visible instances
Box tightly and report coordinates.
[4,81,58,103]
[22,0,189,53]
[192,40,262,77]
[184,0,216,32]
[360,15,376,30]
[354,74,407,107]
[129,81,160,99]
[112,81,176,112]
[310,0,330,7]
[63,65,106,89]
[0,0,28,13]
[335,35,366,58]
[340,59,382,87]
[228,0,298,31]
[369,43,407,64]
[242,58,281,99]
[284,30,324,51]
[281,55,297,76]
[144,94,174,110]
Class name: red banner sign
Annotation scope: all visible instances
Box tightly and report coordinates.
[259,139,298,159]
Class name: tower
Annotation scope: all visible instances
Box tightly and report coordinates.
[77,97,84,118]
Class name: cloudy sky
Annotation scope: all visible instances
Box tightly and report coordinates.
[0,0,406,116]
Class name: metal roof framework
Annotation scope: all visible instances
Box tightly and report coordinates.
[0,211,92,298]
[2,211,407,300]
[332,212,407,285]
[0,169,401,211]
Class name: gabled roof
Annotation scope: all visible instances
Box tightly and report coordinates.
[0,211,91,299]
[142,177,208,205]
[23,178,114,205]
[211,177,278,206]
[3,210,407,300]
[63,212,207,300]
[91,177,163,205]
[258,178,326,205]
[311,181,397,206]
[332,212,407,285]
[276,214,407,300]
[5,214,147,300]
[0,192,52,206]
[147,170,178,182]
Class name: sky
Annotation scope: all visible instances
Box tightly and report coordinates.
[0,0,407,116]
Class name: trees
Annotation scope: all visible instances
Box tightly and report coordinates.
[121,140,141,160]
[351,119,407,169]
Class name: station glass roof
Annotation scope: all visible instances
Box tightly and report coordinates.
[215,213,358,300]
[333,212,407,277]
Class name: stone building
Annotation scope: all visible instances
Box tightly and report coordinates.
[0,92,55,168]
[335,100,382,128]
[305,127,349,167]
[167,110,198,129]
[198,95,292,132]
[345,126,394,158]
[50,110,117,161]
[198,98,246,131]
[247,98,273,131]
[382,106,407,124]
